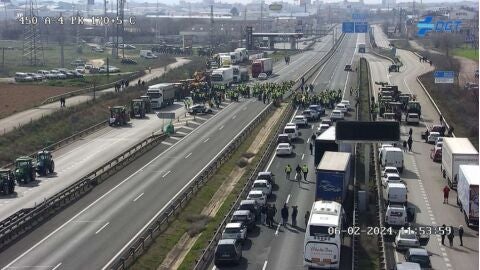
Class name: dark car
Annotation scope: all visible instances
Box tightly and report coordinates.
[257,171,275,184]
[238,199,260,218]
[344,64,352,71]
[231,210,256,230]
[121,58,138,65]
[309,104,325,116]
[277,133,291,145]
[404,248,432,269]
[214,239,242,266]
[188,104,212,115]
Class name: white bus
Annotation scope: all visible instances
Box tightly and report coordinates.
[304,200,345,269]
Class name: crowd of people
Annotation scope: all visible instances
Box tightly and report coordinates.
[293,88,344,109]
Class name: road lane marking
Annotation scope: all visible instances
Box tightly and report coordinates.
[307,138,310,143]
[204,138,210,143]
[133,193,144,202]
[232,115,236,120]
[52,263,62,270]
[262,261,268,270]
[169,136,181,141]
[162,171,171,178]
[95,222,110,234]
[185,153,192,159]
[275,223,281,235]
[219,125,224,130]
[286,194,291,204]
[301,154,305,160]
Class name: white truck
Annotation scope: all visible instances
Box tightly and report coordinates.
[146,83,177,109]
[442,137,479,189]
[234,48,249,62]
[211,67,234,88]
[229,51,240,64]
[457,165,479,227]
[219,54,232,67]
[140,50,157,59]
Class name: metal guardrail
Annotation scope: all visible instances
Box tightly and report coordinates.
[192,33,347,270]
[1,120,108,169]
[0,132,167,250]
[108,102,277,270]
[40,71,144,105]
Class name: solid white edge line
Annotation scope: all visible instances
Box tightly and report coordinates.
[162,171,171,178]
[342,33,359,99]
[204,138,210,143]
[301,154,305,160]
[1,101,236,270]
[95,222,110,235]
[274,223,281,235]
[286,194,291,204]
[101,104,273,269]
[184,153,192,159]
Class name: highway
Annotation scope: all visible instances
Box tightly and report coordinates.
[210,32,361,270]
[0,32,340,269]
[367,25,479,270]
[0,34,336,221]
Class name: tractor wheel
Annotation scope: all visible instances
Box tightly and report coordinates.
[3,185,9,195]
[8,183,14,194]
[50,162,55,174]
[31,171,36,182]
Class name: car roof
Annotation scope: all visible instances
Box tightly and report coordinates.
[258,171,272,176]
[332,110,342,113]
[386,173,400,178]
[233,210,251,215]
[253,179,269,184]
[384,166,398,170]
[278,143,290,147]
[387,182,406,188]
[278,133,289,137]
[225,222,243,228]
[248,190,263,195]
[240,199,256,205]
[396,262,421,270]
[387,204,406,210]
[407,248,429,256]
[294,115,305,118]
[218,239,237,245]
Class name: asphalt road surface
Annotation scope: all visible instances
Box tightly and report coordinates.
[0,34,337,221]
[210,32,362,270]
[0,32,340,269]
[367,25,479,270]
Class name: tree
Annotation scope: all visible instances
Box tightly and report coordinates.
[230,7,239,17]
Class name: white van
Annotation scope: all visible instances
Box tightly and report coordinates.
[385,204,408,226]
[384,182,407,205]
[381,147,404,173]
[284,125,298,140]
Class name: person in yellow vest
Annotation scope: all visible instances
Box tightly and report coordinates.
[284,164,292,181]
[302,164,309,182]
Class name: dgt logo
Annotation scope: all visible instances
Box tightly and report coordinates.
[417,16,462,37]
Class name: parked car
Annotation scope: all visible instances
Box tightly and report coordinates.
[50,70,66,79]
[246,190,267,206]
[92,46,104,52]
[258,73,268,80]
[321,118,332,126]
[394,262,421,270]
[330,109,344,121]
[84,63,93,70]
[188,104,213,115]
[340,100,351,110]
[426,132,441,144]
[309,104,325,116]
[395,229,420,250]
[252,179,272,196]
[316,123,329,135]
[293,115,308,127]
[26,73,43,81]
[384,204,408,227]
[222,222,247,241]
[404,248,432,269]
[231,210,256,230]
[238,199,260,217]
[277,133,291,145]
[75,66,85,73]
[382,173,402,187]
[256,171,275,184]
[344,64,352,71]
[382,166,399,177]
[302,109,317,121]
[14,72,33,82]
[121,58,138,65]
[214,239,242,266]
[335,103,348,113]
[276,143,293,156]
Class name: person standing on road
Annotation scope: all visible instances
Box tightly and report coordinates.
[441,224,447,245]
[409,128,413,137]
[291,206,298,227]
[407,136,413,152]
[458,225,464,246]
[281,204,289,226]
[302,164,309,182]
[266,205,272,227]
[285,164,292,181]
[148,66,152,73]
[403,140,407,152]
[443,185,451,204]
[309,142,313,155]
[304,210,310,227]
[296,164,302,181]
[261,205,267,225]
[448,226,455,247]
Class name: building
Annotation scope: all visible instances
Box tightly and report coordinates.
[382,0,396,8]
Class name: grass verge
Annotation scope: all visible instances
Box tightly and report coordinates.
[0,57,205,166]
[453,46,479,61]
[132,106,279,270]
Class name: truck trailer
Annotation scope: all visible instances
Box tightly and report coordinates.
[314,126,352,166]
[235,48,249,62]
[211,67,234,88]
[316,151,351,202]
[457,165,479,227]
[146,83,177,109]
[442,137,479,189]
[251,58,273,78]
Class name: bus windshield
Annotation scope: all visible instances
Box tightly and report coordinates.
[309,225,332,236]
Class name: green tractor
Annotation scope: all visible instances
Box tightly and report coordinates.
[35,150,55,176]
[0,169,16,195]
[130,99,146,118]
[108,106,130,126]
[14,157,36,184]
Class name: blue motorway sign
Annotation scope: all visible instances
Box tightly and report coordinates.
[342,22,355,33]
[354,22,368,33]
[434,71,454,84]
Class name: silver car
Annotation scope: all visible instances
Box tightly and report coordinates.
[394,229,420,250]
[222,222,247,241]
